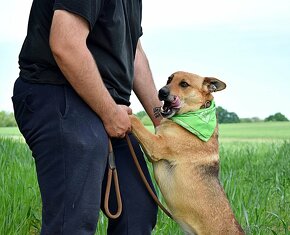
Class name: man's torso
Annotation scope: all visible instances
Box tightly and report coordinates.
[19,0,142,105]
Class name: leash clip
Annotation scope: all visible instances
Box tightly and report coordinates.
[108,151,116,170]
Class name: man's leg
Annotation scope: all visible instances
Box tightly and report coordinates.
[12,78,108,235]
[102,134,158,235]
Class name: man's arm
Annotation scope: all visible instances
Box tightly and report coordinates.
[50,10,131,138]
[133,40,162,127]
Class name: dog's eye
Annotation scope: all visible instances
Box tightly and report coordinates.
[180,81,190,88]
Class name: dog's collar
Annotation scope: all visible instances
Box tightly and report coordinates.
[200,100,211,109]
[169,100,216,142]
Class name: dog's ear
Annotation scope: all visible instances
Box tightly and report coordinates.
[203,77,226,92]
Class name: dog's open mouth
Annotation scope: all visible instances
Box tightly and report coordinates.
[160,96,181,118]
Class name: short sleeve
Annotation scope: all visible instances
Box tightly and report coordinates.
[139,0,143,37]
[53,0,104,30]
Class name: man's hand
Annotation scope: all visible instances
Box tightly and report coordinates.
[103,105,132,138]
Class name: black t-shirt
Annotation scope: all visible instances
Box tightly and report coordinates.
[19,0,143,105]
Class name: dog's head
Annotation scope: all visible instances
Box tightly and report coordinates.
[158,71,226,118]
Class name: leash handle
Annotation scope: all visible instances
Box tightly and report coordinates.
[104,140,123,219]
[104,136,172,219]
[125,135,173,219]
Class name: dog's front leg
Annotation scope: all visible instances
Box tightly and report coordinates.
[130,115,167,162]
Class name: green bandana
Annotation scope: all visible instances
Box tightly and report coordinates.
[169,101,216,142]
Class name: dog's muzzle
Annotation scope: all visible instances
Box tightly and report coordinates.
[158,86,181,118]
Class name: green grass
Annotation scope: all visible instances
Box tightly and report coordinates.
[219,122,290,142]
[0,127,21,137]
[1,122,290,234]
[220,142,290,234]
[0,138,41,235]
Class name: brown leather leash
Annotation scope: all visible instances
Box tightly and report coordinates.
[104,135,173,219]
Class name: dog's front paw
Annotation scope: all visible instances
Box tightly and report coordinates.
[129,115,143,130]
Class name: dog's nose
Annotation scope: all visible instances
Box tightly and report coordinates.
[158,87,170,100]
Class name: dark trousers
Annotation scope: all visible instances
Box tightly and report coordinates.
[12,78,157,235]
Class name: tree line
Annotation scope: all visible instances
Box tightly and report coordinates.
[135,107,289,125]
[216,106,289,123]
[0,108,289,127]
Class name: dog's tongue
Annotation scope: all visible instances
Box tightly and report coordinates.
[171,96,181,109]
[160,96,181,118]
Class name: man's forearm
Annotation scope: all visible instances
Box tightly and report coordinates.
[133,41,162,126]
[50,10,131,138]
[50,10,117,121]
[52,43,117,120]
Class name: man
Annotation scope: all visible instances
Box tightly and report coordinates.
[12,0,161,234]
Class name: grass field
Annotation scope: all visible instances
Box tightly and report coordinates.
[219,122,290,142]
[0,127,21,137]
[0,122,290,234]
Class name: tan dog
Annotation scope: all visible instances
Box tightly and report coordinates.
[130,71,244,235]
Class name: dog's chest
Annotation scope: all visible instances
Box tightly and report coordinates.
[153,160,175,190]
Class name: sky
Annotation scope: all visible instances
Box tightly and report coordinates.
[0,0,290,119]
